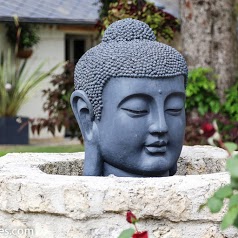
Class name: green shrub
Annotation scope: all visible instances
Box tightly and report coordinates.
[186,67,220,115]
[223,81,238,121]
[5,21,40,49]
[185,67,238,145]
[185,112,238,145]
[96,0,180,42]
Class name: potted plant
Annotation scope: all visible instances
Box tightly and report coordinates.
[5,16,40,59]
[0,50,62,144]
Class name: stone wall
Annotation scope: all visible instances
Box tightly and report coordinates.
[0,146,237,238]
[180,0,237,100]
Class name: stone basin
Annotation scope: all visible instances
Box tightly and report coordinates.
[0,145,237,238]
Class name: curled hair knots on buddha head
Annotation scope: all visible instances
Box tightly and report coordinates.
[74,18,188,120]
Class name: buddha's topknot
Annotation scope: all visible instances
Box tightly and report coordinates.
[102,18,156,42]
[74,18,188,120]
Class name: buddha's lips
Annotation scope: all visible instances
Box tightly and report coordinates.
[145,141,167,154]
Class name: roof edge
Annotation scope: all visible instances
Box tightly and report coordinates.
[0,16,98,25]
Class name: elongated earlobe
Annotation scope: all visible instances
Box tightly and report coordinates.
[70,90,95,142]
[70,90,103,176]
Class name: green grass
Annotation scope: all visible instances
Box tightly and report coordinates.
[0,144,84,157]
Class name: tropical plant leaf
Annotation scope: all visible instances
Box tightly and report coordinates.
[221,207,238,230]
[234,154,238,160]
[207,196,223,213]
[227,159,238,178]
[118,228,135,238]
[224,142,238,153]
[214,185,233,200]
[0,49,63,117]
[229,194,238,209]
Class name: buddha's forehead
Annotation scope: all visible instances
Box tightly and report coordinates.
[102,76,185,100]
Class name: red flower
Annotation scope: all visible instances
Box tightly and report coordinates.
[201,122,216,138]
[132,231,148,238]
[126,210,137,224]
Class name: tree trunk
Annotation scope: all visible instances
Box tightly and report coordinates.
[180,0,237,102]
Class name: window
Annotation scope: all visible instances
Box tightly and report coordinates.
[65,34,93,64]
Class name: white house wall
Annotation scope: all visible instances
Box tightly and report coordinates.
[19,25,65,139]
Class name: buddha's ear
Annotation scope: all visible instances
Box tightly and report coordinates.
[71,90,103,176]
[70,90,95,142]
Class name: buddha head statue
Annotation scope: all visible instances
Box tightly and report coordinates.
[71,18,188,177]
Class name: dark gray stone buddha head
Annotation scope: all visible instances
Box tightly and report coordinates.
[71,18,188,177]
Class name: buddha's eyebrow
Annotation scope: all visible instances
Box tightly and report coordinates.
[166,91,186,99]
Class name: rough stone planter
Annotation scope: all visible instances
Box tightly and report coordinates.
[0,146,237,237]
[0,117,29,144]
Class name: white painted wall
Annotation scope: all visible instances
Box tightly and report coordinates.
[19,25,65,139]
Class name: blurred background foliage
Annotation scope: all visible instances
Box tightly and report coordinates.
[30,62,83,143]
[96,0,179,42]
[185,68,238,145]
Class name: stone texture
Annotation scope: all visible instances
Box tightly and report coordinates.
[180,0,237,100]
[177,145,228,175]
[0,146,237,238]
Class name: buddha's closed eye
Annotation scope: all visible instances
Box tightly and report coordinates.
[119,95,149,117]
[165,108,183,116]
[121,107,148,116]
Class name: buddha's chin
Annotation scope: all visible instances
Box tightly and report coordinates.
[103,162,170,177]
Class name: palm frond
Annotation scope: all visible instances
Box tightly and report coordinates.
[0,50,64,117]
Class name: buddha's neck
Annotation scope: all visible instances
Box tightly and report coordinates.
[103,162,169,177]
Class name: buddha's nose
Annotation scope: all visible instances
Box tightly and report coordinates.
[149,111,168,135]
